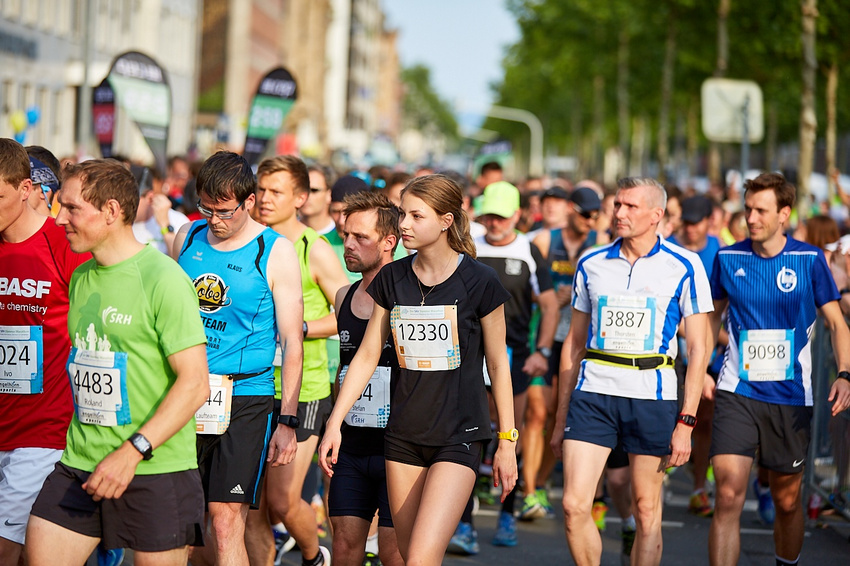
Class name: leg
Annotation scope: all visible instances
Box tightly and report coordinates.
[329,516,370,566]
[25,516,99,566]
[265,436,321,562]
[628,454,667,566]
[133,547,191,566]
[691,398,714,493]
[385,460,427,561]
[560,440,610,566]
[244,495,274,566]
[0,537,22,566]
[708,454,752,566]
[207,502,249,566]
[606,466,632,520]
[377,525,403,566]
[403,462,476,566]
[521,384,550,503]
[768,470,804,562]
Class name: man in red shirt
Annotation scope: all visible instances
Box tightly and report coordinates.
[0,139,88,566]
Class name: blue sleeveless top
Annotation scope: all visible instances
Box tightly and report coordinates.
[178,221,281,396]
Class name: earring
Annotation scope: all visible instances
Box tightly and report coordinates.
[441,227,447,232]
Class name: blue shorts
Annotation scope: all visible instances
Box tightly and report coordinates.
[328,451,393,528]
[563,390,677,456]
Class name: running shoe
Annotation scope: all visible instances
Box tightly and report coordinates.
[518,493,546,521]
[491,511,518,547]
[536,488,556,518]
[447,521,480,555]
[591,500,608,531]
[362,552,382,566]
[688,489,714,517]
[97,547,124,566]
[752,478,775,526]
[273,529,297,566]
[318,545,332,565]
[620,527,636,565]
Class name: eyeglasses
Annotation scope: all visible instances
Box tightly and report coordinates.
[197,200,245,220]
[579,210,599,220]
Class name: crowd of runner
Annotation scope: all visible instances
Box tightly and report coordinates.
[2,139,849,566]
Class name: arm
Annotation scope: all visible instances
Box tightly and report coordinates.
[669,312,709,467]
[306,238,350,338]
[531,231,551,261]
[318,305,390,476]
[267,238,304,466]
[550,308,590,459]
[170,222,191,261]
[331,285,350,400]
[522,288,559,377]
[83,344,210,501]
[482,305,518,501]
[151,194,179,255]
[820,301,850,415]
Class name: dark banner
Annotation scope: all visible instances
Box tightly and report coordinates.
[92,77,115,158]
[243,67,298,166]
[107,51,171,174]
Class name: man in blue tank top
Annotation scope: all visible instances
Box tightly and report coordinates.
[172,151,304,566]
[708,173,850,566]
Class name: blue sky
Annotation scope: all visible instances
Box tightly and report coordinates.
[382,0,519,133]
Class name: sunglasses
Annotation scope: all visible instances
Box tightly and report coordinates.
[579,210,599,220]
[197,200,245,220]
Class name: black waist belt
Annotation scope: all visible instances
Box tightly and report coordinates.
[584,350,674,370]
[228,367,273,381]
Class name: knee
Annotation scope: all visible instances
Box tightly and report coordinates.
[713,481,746,512]
[773,491,802,517]
[632,496,661,532]
[210,506,245,541]
[332,534,363,558]
[561,494,589,526]
[526,401,547,426]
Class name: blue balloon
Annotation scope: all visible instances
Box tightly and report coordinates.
[26,106,40,126]
[13,131,25,143]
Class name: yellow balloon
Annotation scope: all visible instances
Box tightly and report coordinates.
[10,110,26,133]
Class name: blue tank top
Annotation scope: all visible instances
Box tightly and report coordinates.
[178,221,280,396]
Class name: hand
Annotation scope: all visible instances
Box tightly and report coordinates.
[492,441,518,503]
[317,426,342,477]
[151,194,173,228]
[82,442,142,501]
[522,352,549,378]
[828,378,850,416]
[667,423,693,468]
[556,286,572,309]
[550,410,567,459]
[701,375,716,402]
[267,425,297,466]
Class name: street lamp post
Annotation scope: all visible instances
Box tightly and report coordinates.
[487,105,544,177]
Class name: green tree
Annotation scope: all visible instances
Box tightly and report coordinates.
[401,64,459,141]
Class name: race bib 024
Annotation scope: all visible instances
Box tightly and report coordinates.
[0,325,44,394]
[391,305,461,371]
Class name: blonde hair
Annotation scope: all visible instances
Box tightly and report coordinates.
[401,174,477,258]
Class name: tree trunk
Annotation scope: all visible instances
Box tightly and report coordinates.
[798,0,818,220]
[630,115,646,177]
[687,99,699,177]
[709,0,731,185]
[658,24,676,182]
[592,75,605,177]
[826,61,838,201]
[766,101,778,171]
[617,28,630,176]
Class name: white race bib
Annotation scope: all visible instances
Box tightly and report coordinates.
[67,347,130,426]
[195,373,234,434]
[596,295,657,351]
[0,325,43,394]
[391,305,460,371]
[340,365,391,428]
[739,329,794,382]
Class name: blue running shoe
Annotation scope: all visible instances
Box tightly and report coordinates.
[752,478,775,526]
[492,511,517,547]
[97,547,124,566]
[447,521,479,555]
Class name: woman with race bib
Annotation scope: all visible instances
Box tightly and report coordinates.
[318,174,518,565]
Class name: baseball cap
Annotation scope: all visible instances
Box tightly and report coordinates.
[540,186,569,201]
[331,175,369,203]
[29,156,60,193]
[569,187,601,213]
[479,181,520,218]
[681,195,713,224]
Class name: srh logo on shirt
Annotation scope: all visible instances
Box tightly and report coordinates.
[0,278,51,299]
[194,273,231,313]
[101,306,132,325]
[339,330,350,343]
[776,266,797,293]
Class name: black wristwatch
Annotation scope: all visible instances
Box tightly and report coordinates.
[838,371,850,382]
[278,414,300,428]
[129,433,154,460]
[677,413,697,427]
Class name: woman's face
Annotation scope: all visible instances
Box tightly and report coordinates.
[399,193,448,250]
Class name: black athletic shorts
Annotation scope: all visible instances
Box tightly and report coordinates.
[30,462,204,551]
[197,395,274,507]
[541,340,563,388]
[607,442,630,469]
[295,395,334,442]
[710,389,813,474]
[384,435,484,474]
[328,450,393,528]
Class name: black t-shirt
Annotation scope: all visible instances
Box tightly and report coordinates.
[367,254,510,446]
[337,280,398,456]
[475,233,553,353]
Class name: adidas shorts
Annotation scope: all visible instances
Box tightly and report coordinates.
[0,447,62,544]
[30,462,204,551]
[295,395,333,442]
[197,395,274,507]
